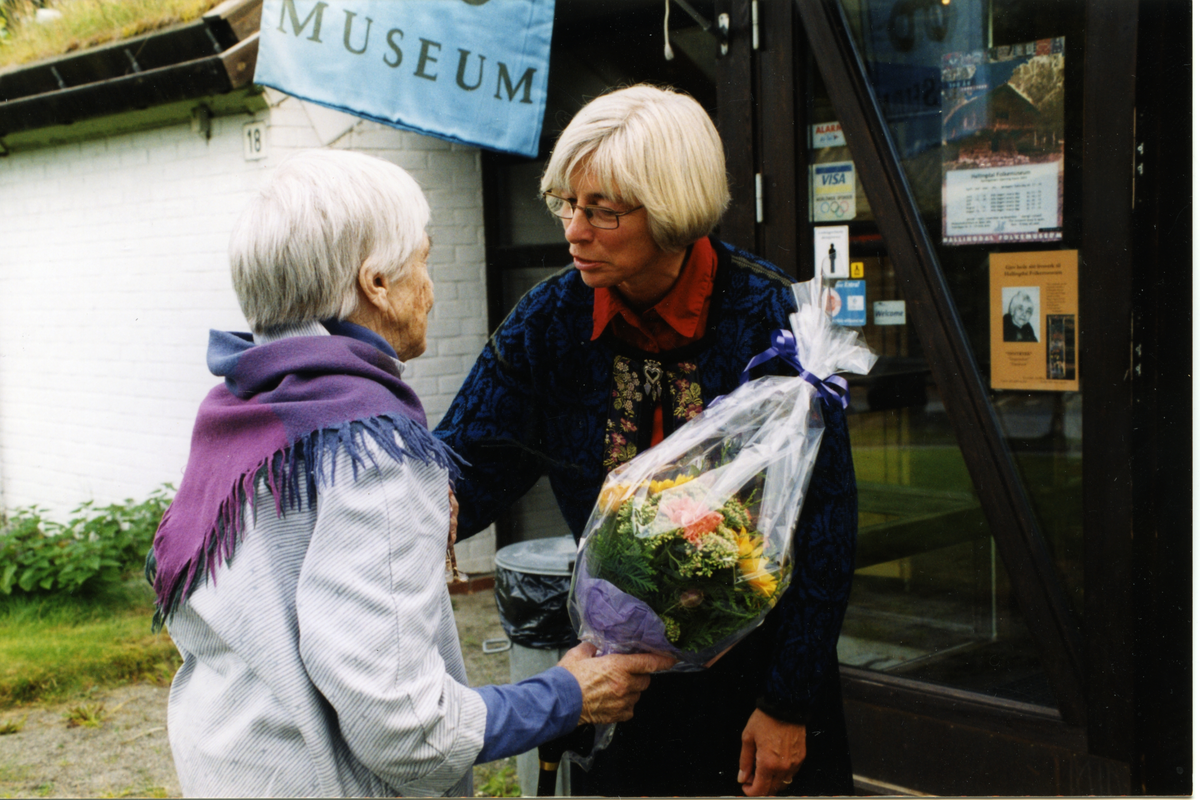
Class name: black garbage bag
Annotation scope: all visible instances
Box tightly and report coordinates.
[493,567,576,649]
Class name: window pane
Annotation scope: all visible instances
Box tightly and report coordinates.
[825,0,1084,706]
[837,255,1054,706]
[507,160,565,246]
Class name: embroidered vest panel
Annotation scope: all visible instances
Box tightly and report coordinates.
[603,355,704,471]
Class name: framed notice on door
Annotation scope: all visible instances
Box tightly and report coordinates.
[942,38,1065,245]
[989,250,1078,391]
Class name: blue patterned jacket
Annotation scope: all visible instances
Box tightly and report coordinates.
[435,237,856,721]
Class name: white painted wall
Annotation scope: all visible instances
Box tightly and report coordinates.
[0,89,496,571]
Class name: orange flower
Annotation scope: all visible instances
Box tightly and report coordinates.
[681,512,724,544]
[662,494,723,544]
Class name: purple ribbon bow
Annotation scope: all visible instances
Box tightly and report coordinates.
[739,329,850,409]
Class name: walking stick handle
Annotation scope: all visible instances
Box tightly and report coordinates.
[535,724,596,796]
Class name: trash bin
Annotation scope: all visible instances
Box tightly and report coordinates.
[493,534,578,796]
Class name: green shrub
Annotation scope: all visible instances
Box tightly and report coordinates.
[0,487,173,597]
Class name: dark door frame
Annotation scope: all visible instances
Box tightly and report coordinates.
[1126,1,1193,792]
[1078,0,1140,765]
[713,0,812,277]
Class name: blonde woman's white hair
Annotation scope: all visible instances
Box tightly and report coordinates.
[230,149,430,333]
[540,84,730,253]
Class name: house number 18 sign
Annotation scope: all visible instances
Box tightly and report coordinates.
[243,121,269,161]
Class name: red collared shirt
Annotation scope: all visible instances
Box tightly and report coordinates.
[590,237,717,352]
[591,237,717,445]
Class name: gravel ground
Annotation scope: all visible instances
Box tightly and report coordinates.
[0,586,514,798]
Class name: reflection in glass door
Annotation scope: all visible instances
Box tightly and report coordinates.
[811,0,1086,707]
[836,253,1054,706]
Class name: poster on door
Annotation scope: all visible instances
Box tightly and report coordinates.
[942,37,1065,245]
[989,250,1078,391]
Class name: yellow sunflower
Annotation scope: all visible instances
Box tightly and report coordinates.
[736,529,777,597]
[649,474,696,495]
[598,482,635,512]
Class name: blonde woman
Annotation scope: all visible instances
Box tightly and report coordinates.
[437,86,857,797]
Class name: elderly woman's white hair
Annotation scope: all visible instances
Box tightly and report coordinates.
[1008,290,1034,315]
[230,149,430,333]
[540,84,730,253]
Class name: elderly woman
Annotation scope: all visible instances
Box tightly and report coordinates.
[1003,290,1038,342]
[147,149,671,798]
[435,85,857,796]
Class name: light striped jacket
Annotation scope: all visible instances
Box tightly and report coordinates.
[165,441,486,797]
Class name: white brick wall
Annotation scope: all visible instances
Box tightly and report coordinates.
[0,91,495,575]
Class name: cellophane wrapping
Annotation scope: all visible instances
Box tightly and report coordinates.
[567,278,877,672]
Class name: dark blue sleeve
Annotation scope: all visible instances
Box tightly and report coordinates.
[434,314,547,538]
[757,401,856,722]
[474,667,582,762]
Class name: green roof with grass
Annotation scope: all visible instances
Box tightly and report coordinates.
[0,0,224,69]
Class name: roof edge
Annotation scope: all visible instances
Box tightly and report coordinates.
[0,0,262,140]
[0,82,267,154]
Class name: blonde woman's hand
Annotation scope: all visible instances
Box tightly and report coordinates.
[738,709,806,796]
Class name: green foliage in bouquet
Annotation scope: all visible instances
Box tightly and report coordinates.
[585,475,790,654]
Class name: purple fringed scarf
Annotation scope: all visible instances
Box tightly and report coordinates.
[149,325,460,628]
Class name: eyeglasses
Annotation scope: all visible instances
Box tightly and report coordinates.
[543,191,644,230]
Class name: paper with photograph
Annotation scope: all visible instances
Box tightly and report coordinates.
[990,250,1078,391]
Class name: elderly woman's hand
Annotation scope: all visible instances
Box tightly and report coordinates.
[448,487,458,547]
[557,642,676,725]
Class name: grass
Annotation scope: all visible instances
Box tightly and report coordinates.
[473,758,520,798]
[0,0,224,68]
[64,702,107,728]
[0,714,25,734]
[0,578,179,709]
[0,565,518,796]
[100,783,170,798]
[850,424,1085,612]
[0,762,34,786]
[852,444,978,492]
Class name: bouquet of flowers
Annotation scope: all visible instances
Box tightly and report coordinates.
[568,278,876,669]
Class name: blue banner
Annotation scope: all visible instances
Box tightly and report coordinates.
[256,0,555,158]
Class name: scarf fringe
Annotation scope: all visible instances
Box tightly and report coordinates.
[151,415,462,630]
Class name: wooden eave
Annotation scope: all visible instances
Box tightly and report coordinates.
[0,0,261,138]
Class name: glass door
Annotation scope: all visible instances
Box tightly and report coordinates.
[798,0,1088,717]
